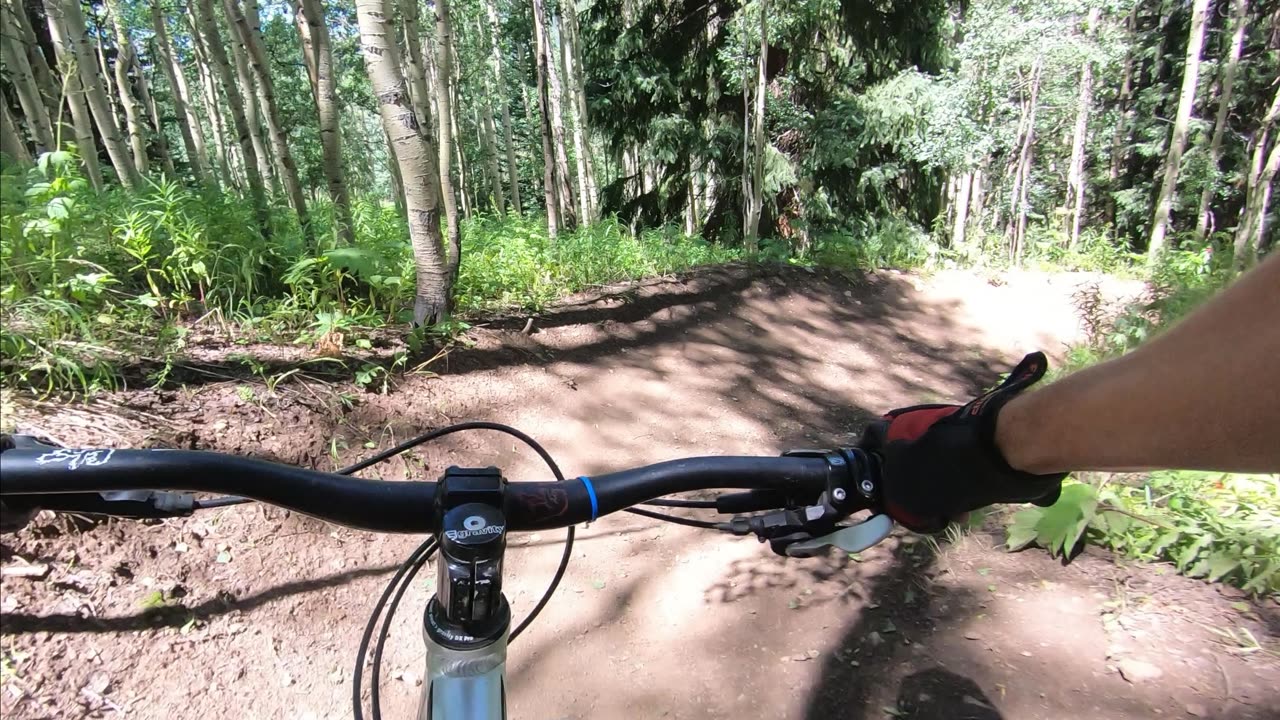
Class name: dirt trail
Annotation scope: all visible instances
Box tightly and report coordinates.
[2,265,1275,720]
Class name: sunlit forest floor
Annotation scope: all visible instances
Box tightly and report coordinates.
[2,264,1275,720]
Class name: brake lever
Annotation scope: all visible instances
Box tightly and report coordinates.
[783,514,894,558]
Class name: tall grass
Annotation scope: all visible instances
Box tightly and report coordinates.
[455,215,741,311]
[0,154,742,392]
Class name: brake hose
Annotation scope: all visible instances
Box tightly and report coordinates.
[351,422,571,720]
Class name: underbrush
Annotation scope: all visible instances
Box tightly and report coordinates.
[455,215,741,311]
[1009,473,1279,595]
[1005,243,1279,595]
[0,156,739,393]
[775,214,937,271]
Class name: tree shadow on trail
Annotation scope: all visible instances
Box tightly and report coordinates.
[0,563,399,635]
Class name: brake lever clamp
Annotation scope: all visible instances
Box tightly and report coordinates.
[718,447,891,557]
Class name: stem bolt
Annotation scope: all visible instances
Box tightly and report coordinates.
[860,479,875,495]
[832,488,847,502]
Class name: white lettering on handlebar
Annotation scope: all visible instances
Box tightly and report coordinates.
[34,449,115,471]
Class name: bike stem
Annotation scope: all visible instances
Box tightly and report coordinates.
[419,467,512,720]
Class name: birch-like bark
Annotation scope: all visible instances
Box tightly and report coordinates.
[188,11,235,187]
[221,1,275,195]
[42,0,103,188]
[1,93,32,164]
[435,0,462,277]
[225,0,313,248]
[0,0,54,151]
[152,3,210,184]
[1194,0,1248,241]
[474,15,505,213]
[1066,7,1099,249]
[400,0,435,145]
[1233,86,1279,268]
[104,0,149,174]
[353,0,452,324]
[296,0,354,245]
[194,0,270,235]
[5,0,59,122]
[135,60,175,176]
[1147,0,1211,261]
[484,0,521,213]
[532,0,560,235]
[46,0,141,189]
[742,0,767,252]
[545,10,575,225]
[562,3,595,223]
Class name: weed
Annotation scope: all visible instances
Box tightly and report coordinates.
[1007,474,1280,594]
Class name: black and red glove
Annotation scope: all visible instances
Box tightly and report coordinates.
[860,352,1066,532]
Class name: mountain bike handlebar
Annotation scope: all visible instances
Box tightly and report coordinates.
[0,445,873,533]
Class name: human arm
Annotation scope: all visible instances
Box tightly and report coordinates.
[863,253,1279,531]
[997,253,1280,474]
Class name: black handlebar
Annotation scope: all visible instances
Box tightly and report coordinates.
[0,447,853,533]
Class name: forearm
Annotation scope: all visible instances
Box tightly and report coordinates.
[997,253,1280,474]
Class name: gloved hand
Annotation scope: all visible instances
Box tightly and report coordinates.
[860,352,1066,532]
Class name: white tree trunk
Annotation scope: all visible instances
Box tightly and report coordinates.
[226,0,313,248]
[104,0,149,174]
[189,13,236,188]
[399,0,435,146]
[532,0,560,236]
[295,0,354,245]
[194,0,270,235]
[42,0,103,188]
[1194,0,1248,241]
[1066,7,1100,249]
[484,0,521,214]
[1233,86,1279,268]
[435,0,462,278]
[545,10,575,226]
[562,3,595,224]
[152,2,210,185]
[1,95,32,164]
[135,61,176,177]
[952,171,972,249]
[45,0,141,189]
[475,15,506,214]
[0,0,55,152]
[1148,0,1212,261]
[742,0,767,252]
[354,0,451,324]
[222,1,275,195]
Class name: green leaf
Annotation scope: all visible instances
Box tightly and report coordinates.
[1005,508,1042,551]
[1204,552,1241,583]
[1240,561,1277,594]
[1031,484,1098,558]
[46,197,72,220]
[1176,534,1213,570]
[1148,529,1183,556]
[324,247,380,278]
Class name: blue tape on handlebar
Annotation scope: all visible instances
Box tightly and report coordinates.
[577,476,598,521]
